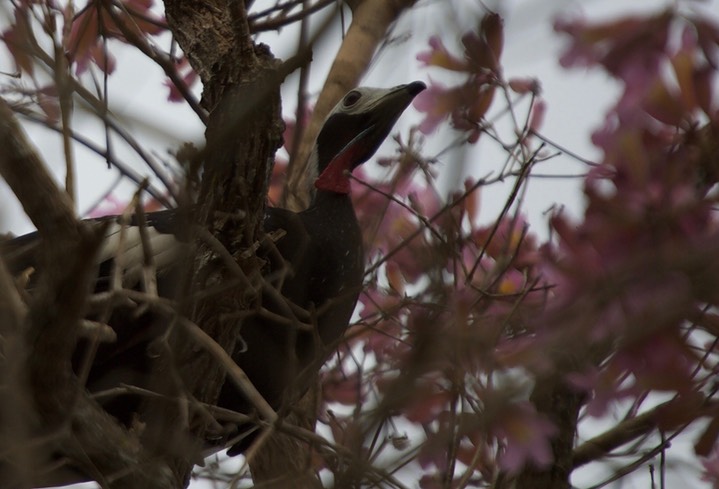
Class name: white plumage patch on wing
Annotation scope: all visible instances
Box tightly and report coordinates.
[329,85,407,116]
[98,223,183,287]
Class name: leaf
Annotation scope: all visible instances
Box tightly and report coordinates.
[2,9,35,76]
[37,85,60,123]
[90,42,116,74]
[468,84,496,122]
[113,1,165,37]
[66,6,101,71]
[529,98,546,132]
[463,178,481,224]
[481,12,503,68]
[126,0,155,11]
[463,15,504,73]
[508,77,541,95]
[66,1,164,73]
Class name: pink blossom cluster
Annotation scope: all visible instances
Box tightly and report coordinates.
[312,10,719,484]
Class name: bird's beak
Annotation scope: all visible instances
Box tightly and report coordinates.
[367,81,427,135]
[357,81,427,158]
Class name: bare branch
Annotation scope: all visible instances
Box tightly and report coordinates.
[0,95,177,489]
[0,98,76,238]
[572,397,713,468]
[107,0,208,125]
[250,0,337,32]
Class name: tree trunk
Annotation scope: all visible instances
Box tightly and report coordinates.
[512,355,585,489]
[155,1,284,486]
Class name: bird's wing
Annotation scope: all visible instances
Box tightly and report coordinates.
[0,209,187,292]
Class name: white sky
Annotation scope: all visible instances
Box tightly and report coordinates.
[2,0,719,487]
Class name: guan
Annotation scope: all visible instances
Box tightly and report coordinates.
[0,81,425,480]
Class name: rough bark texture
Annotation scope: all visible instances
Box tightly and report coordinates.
[164,0,253,111]
[155,1,285,486]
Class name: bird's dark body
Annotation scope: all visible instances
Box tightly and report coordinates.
[0,81,425,485]
[219,192,363,452]
[0,196,362,452]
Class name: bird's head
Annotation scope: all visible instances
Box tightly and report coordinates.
[311,81,426,195]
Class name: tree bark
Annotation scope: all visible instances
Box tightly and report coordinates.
[152,1,284,486]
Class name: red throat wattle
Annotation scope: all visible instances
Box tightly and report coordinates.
[314,142,362,194]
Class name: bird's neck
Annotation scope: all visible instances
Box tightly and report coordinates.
[304,189,360,238]
[309,188,353,210]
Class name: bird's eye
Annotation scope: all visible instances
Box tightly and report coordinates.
[343,90,361,107]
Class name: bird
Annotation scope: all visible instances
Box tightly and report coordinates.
[0,81,426,479]
[218,80,425,453]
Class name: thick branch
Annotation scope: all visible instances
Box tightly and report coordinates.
[572,396,711,468]
[147,3,285,487]
[0,99,76,241]
[164,0,256,110]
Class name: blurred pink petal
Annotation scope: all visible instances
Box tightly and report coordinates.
[416,35,468,72]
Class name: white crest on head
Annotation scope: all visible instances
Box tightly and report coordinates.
[327,85,405,117]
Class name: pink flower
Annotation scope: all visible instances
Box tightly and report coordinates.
[702,449,719,487]
[473,215,539,271]
[414,80,496,139]
[494,402,557,473]
[529,98,546,132]
[413,82,462,134]
[508,77,542,95]
[416,36,468,72]
[417,15,504,76]
[462,14,504,74]
[321,370,364,405]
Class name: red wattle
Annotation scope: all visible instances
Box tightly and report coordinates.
[314,152,355,194]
